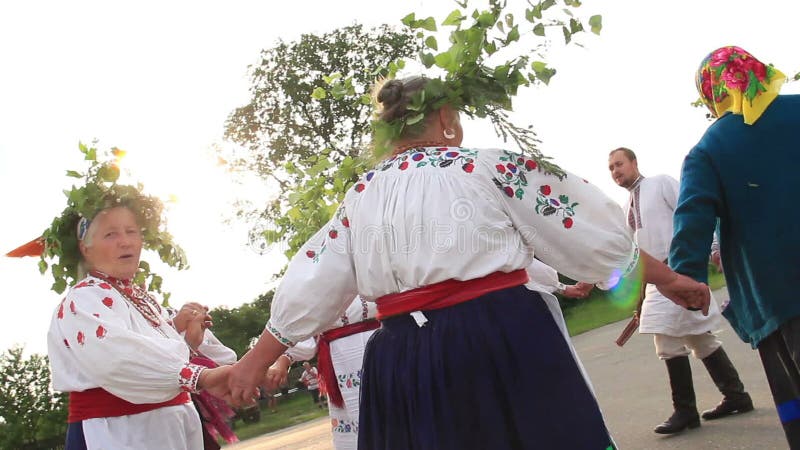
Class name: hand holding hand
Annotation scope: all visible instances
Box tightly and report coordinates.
[265,355,291,391]
[560,285,588,299]
[174,302,212,333]
[227,358,266,408]
[656,273,710,316]
[198,365,233,402]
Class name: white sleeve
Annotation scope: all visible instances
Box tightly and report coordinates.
[197,329,237,365]
[525,258,564,294]
[49,286,203,403]
[266,205,358,346]
[483,149,639,287]
[662,175,680,211]
[284,337,318,362]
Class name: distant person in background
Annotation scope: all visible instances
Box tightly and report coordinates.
[670,45,800,447]
[609,147,752,435]
[266,296,378,450]
[299,361,323,408]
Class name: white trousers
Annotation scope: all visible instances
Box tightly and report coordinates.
[654,332,721,360]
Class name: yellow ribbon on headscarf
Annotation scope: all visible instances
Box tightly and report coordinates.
[696,46,786,125]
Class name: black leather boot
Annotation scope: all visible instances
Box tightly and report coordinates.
[654,356,701,434]
[701,347,754,420]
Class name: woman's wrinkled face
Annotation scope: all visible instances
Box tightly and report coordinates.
[80,206,143,279]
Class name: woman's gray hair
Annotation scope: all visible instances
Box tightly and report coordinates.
[374,76,429,123]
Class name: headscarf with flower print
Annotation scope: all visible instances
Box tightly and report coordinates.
[696,46,786,125]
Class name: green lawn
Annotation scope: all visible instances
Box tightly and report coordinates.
[223,392,328,444]
[564,268,727,336]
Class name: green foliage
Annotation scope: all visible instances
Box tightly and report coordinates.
[224,3,601,262]
[223,24,419,259]
[0,347,67,450]
[39,143,187,300]
[208,291,274,358]
[365,0,602,176]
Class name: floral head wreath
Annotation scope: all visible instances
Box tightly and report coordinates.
[6,143,187,299]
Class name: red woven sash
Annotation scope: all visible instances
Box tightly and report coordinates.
[375,269,529,320]
[317,320,380,409]
[68,388,190,423]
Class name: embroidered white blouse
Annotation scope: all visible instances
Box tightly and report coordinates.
[284,296,378,362]
[47,274,236,450]
[267,147,639,346]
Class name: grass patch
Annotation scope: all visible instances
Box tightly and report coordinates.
[708,269,726,291]
[223,392,328,444]
[563,266,727,336]
[564,296,633,336]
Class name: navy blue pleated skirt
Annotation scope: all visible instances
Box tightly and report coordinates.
[358,285,615,450]
[65,422,87,450]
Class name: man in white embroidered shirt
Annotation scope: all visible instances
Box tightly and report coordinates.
[609,147,753,434]
[299,361,323,408]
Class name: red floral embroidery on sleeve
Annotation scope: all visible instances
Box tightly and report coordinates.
[96,325,107,339]
[76,331,85,346]
[102,297,114,308]
[179,364,204,393]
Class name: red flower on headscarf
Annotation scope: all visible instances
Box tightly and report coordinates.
[710,46,737,67]
[698,69,714,102]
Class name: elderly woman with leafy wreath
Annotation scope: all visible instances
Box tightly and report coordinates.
[7,145,238,450]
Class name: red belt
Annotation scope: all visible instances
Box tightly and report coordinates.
[375,269,529,320]
[68,388,190,423]
[317,320,380,409]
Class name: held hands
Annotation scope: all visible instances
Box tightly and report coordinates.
[265,355,291,391]
[560,282,594,299]
[198,365,234,403]
[655,273,711,316]
[174,303,213,350]
[227,356,269,408]
[174,302,213,332]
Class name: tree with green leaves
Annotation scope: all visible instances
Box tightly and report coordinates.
[0,347,67,450]
[224,1,601,262]
[208,291,274,358]
[223,24,419,258]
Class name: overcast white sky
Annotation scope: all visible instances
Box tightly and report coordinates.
[1,0,798,355]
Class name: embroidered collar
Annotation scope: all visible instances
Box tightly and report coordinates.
[89,270,163,328]
[626,175,645,192]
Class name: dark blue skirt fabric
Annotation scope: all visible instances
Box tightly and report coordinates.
[358,285,614,450]
[65,421,87,450]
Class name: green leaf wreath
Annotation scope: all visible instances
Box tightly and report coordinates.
[324,0,603,179]
[38,142,187,301]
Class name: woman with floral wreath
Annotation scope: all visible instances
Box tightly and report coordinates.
[8,150,238,450]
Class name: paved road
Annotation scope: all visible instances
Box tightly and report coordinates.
[227,288,786,449]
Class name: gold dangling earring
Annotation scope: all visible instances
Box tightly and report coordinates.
[443,129,456,139]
